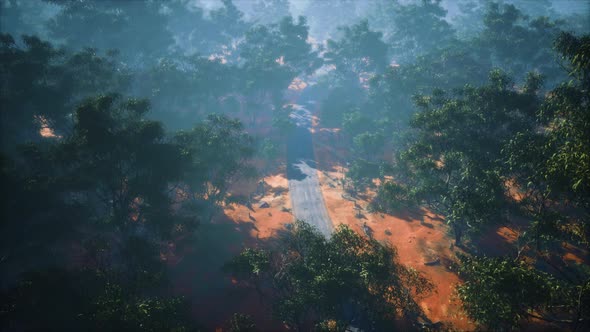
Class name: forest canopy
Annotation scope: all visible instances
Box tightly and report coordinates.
[1,0,589,331]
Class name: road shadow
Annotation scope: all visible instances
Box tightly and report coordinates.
[287,125,314,181]
[287,160,310,181]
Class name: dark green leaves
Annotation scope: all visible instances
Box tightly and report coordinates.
[226,221,433,331]
[457,255,565,330]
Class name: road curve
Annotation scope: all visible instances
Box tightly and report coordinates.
[287,104,333,237]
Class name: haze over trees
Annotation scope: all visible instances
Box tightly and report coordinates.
[1,0,589,330]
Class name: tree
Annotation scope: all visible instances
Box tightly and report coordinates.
[479,2,564,82]
[237,15,320,125]
[240,15,320,98]
[133,54,238,130]
[385,0,456,62]
[456,255,587,330]
[301,0,361,41]
[455,33,590,330]
[165,0,249,58]
[258,137,281,175]
[1,266,195,331]
[394,70,541,244]
[345,158,380,193]
[223,248,269,300]
[502,33,590,247]
[352,131,385,160]
[46,0,174,65]
[58,94,189,237]
[208,0,250,58]
[325,20,388,80]
[450,0,486,40]
[370,181,416,214]
[320,85,364,127]
[545,32,590,205]
[0,34,129,149]
[225,221,433,331]
[341,110,373,138]
[249,0,291,25]
[175,114,255,222]
[0,0,54,38]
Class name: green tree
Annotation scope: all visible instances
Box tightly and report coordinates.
[46,0,174,65]
[325,20,388,79]
[456,255,585,330]
[386,0,456,62]
[175,114,255,222]
[225,221,433,331]
[455,33,590,330]
[545,32,590,206]
[479,2,564,82]
[250,0,291,25]
[58,94,188,237]
[394,70,541,244]
[1,266,195,331]
[352,131,385,160]
[240,15,320,98]
[223,248,269,300]
[0,34,129,149]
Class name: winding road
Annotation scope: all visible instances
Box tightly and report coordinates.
[287,104,333,237]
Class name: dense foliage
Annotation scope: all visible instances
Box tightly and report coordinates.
[1,0,589,330]
[224,220,434,331]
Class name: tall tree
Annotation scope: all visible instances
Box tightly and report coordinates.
[225,221,434,331]
[58,94,188,237]
[240,15,320,93]
[175,114,255,222]
[46,0,174,65]
[456,33,590,330]
[0,33,129,150]
[392,70,541,244]
[325,20,388,80]
[388,0,455,62]
[479,2,564,82]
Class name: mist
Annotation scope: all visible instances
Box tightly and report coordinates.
[1,0,589,331]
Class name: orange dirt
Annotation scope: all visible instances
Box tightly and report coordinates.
[311,124,475,330]
[224,171,293,240]
[315,167,474,330]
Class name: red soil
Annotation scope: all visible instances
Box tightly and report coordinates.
[315,166,474,330]
[224,171,293,240]
[311,124,475,330]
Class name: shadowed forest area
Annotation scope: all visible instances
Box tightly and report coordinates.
[1,0,589,331]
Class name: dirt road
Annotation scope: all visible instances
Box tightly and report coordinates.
[287,104,333,237]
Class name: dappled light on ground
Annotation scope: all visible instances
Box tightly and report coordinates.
[224,172,293,239]
[35,115,61,138]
